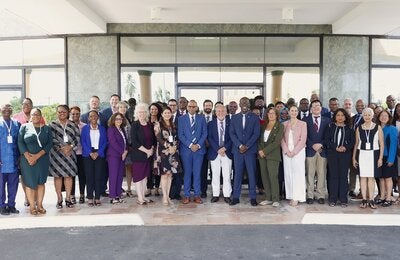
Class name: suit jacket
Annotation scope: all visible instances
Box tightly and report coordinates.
[107,126,127,158]
[229,112,260,155]
[80,110,109,127]
[178,113,207,155]
[130,121,156,162]
[351,113,364,130]
[258,121,284,162]
[305,114,330,157]
[281,120,307,157]
[323,123,355,156]
[81,124,108,158]
[99,107,113,127]
[207,118,233,160]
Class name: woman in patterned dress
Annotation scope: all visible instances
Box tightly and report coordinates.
[49,105,80,209]
[154,107,182,205]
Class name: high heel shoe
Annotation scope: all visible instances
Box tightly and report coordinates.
[56,200,63,209]
[70,196,77,204]
[79,196,85,204]
[37,207,47,214]
[30,208,38,215]
[65,199,74,208]
[155,188,160,196]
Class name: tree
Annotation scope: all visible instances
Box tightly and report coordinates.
[124,73,136,98]
[10,97,22,114]
[154,87,171,103]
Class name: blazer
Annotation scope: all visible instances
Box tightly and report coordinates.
[130,121,156,162]
[258,121,284,162]
[323,123,355,156]
[305,114,330,157]
[281,119,307,157]
[178,113,208,155]
[81,124,108,158]
[229,112,260,155]
[207,118,233,160]
[107,126,127,158]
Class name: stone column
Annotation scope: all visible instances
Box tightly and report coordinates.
[25,69,32,98]
[271,70,284,104]
[138,70,152,104]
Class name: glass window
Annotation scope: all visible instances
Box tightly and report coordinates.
[121,37,176,64]
[121,67,175,103]
[221,37,264,63]
[22,38,65,65]
[222,87,262,105]
[180,88,219,106]
[266,67,320,105]
[177,37,220,63]
[0,91,22,111]
[221,67,263,83]
[265,37,319,64]
[26,68,66,106]
[0,70,22,85]
[0,40,23,66]
[371,68,400,105]
[372,39,400,65]
[178,67,220,83]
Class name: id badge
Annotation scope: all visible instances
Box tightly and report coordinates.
[168,135,174,143]
[7,135,13,144]
[365,142,371,150]
[63,135,69,143]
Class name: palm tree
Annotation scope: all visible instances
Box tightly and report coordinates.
[125,73,136,97]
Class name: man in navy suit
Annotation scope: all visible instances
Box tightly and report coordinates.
[100,94,120,127]
[229,97,260,206]
[80,95,108,127]
[208,104,233,203]
[178,100,208,204]
[305,99,330,204]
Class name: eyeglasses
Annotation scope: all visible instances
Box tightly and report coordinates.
[71,113,80,116]
[188,106,197,108]
[115,118,123,121]
[57,111,67,114]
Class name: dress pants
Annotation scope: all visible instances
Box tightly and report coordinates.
[83,157,106,200]
[0,173,19,208]
[259,158,280,202]
[328,152,351,203]
[181,151,204,197]
[77,155,86,195]
[232,153,257,200]
[108,156,124,198]
[210,154,232,197]
[200,157,210,195]
[306,152,327,200]
[169,171,183,199]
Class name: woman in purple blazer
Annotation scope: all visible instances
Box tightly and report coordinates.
[107,113,128,204]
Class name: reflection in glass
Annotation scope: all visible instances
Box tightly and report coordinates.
[372,39,400,65]
[371,68,400,105]
[265,37,319,64]
[266,67,319,105]
[121,37,176,64]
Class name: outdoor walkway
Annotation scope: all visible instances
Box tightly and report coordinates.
[1,179,400,229]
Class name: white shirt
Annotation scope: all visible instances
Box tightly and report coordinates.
[90,126,100,150]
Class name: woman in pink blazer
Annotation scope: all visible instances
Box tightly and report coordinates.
[281,105,307,206]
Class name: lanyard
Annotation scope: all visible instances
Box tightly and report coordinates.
[3,120,12,136]
[364,124,373,143]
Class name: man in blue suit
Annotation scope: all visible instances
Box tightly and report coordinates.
[80,95,108,127]
[305,99,330,204]
[229,97,260,206]
[178,100,208,204]
[208,104,233,203]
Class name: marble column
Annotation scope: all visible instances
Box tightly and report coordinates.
[271,70,284,104]
[138,70,152,104]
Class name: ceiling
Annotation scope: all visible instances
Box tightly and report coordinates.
[1,0,400,37]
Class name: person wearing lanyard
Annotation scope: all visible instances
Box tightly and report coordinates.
[18,108,53,215]
[324,108,355,207]
[49,105,80,209]
[107,113,128,204]
[0,104,21,215]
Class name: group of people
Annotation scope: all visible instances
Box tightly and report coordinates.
[0,92,399,216]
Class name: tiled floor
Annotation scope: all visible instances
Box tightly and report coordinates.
[2,178,400,228]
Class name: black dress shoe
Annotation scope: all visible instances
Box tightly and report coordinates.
[8,207,19,214]
[0,207,10,215]
[250,199,258,206]
[201,193,207,198]
[306,198,314,204]
[318,198,325,204]
[229,198,240,206]
[348,191,356,198]
[210,197,219,203]
[224,197,231,204]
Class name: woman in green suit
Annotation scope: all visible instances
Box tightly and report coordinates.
[258,107,284,207]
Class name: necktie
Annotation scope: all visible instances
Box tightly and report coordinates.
[206,115,210,123]
[191,116,196,143]
[303,112,306,119]
[390,109,393,116]
[219,121,224,147]
[314,116,319,132]
[242,114,246,129]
